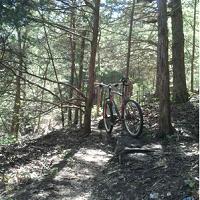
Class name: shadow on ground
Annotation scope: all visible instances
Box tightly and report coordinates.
[0,100,199,200]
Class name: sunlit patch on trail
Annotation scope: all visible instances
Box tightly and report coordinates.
[74,148,113,166]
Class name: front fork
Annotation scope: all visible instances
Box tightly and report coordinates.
[121,99,129,120]
[121,101,124,119]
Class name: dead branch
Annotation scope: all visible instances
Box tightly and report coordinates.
[1,63,86,100]
[27,17,91,42]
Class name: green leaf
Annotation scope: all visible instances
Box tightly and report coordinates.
[52,167,59,177]
[189,181,195,188]
[3,175,8,182]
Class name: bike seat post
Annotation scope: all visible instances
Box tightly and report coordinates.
[108,85,112,98]
[122,82,125,100]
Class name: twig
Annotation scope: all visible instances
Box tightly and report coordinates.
[145,164,165,173]
[109,147,155,163]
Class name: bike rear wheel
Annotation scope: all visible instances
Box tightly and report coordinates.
[123,99,143,138]
[103,101,113,134]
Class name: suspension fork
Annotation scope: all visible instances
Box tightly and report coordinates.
[104,86,112,117]
[121,83,126,119]
[104,98,110,117]
[121,101,124,119]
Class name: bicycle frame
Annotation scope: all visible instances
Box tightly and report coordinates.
[106,83,126,120]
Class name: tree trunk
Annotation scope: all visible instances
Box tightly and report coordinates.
[96,43,101,116]
[41,12,65,128]
[68,6,76,125]
[125,0,135,98]
[11,28,23,139]
[154,64,161,98]
[68,37,75,124]
[37,62,49,134]
[74,30,86,124]
[191,0,197,92]
[157,0,173,137]
[126,0,135,78]
[171,0,189,103]
[84,0,100,135]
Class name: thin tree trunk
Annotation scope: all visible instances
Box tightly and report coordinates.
[126,0,135,78]
[37,62,49,134]
[96,42,101,116]
[157,0,173,137]
[84,0,100,135]
[43,22,65,128]
[74,30,86,124]
[191,0,197,92]
[20,26,28,135]
[11,74,21,138]
[68,3,76,125]
[68,37,75,124]
[10,28,23,140]
[125,0,135,98]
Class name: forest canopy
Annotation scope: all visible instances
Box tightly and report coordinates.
[0,0,199,139]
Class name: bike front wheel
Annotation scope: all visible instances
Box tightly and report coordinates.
[123,99,143,138]
[103,101,113,134]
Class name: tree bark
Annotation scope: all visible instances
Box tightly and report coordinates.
[74,30,86,124]
[84,0,100,135]
[126,0,135,78]
[10,28,23,139]
[37,62,49,135]
[157,0,173,137]
[68,4,76,125]
[191,0,197,92]
[154,64,161,98]
[96,42,101,116]
[68,37,75,124]
[41,10,65,128]
[171,0,189,103]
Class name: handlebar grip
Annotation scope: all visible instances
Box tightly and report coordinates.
[124,82,129,86]
[120,77,129,82]
[114,83,119,87]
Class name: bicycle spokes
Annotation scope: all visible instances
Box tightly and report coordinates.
[103,102,113,134]
[124,100,143,137]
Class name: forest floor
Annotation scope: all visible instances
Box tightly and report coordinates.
[0,95,199,200]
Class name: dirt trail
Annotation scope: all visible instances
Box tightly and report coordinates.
[0,100,199,200]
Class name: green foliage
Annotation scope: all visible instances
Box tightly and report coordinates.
[0,0,198,136]
[43,167,59,177]
[189,181,195,188]
[0,0,31,28]
[164,135,171,140]
[0,135,16,145]
[67,157,75,163]
[92,105,103,117]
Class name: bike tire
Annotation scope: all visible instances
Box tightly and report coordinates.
[103,101,113,134]
[123,99,143,138]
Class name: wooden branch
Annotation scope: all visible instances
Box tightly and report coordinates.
[142,19,157,23]
[6,65,61,100]
[20,98,60,106]
[20,98,85,112]
[132,39,157,47]
[1,63,86,99]
[83,0,95,11]
[109,147,155,163]
[27,17,91,42]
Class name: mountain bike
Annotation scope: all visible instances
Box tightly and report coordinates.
[98,78,143,138]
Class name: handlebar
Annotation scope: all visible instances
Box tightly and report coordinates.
[95,83,121,88]
[120,77,129,82]
[95,78,129,88]
[120,77,129,85]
